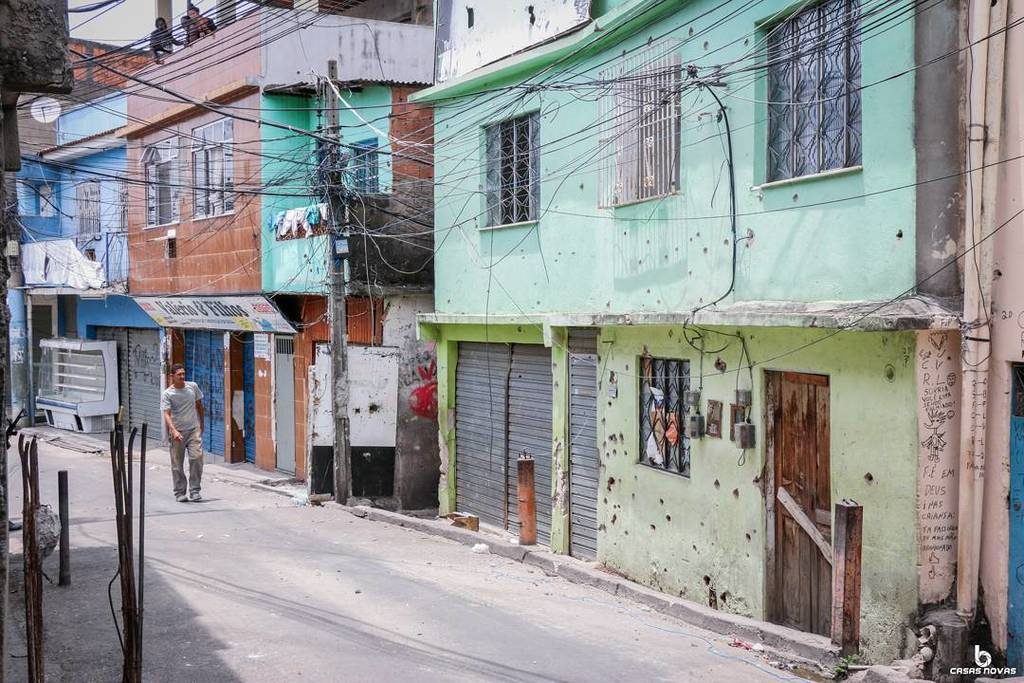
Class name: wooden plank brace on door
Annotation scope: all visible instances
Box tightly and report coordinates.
[831,499,863,656]
[776,487,832,564]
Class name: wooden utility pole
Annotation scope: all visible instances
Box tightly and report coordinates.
[322,59,351,504]
[831,499,863,656]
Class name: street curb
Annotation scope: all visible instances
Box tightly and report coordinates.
[337,504,839,673]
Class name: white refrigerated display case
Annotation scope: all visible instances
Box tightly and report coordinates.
[36,338,119,433]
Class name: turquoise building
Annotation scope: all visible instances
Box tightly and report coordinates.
[417,0,966,663]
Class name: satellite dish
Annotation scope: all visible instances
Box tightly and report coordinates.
[30,97,62,124]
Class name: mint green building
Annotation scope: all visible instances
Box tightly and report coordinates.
[417,0,966,663]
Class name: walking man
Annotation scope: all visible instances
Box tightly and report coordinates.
[161,363,205,502]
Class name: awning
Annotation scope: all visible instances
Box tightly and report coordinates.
[134,295,297,333]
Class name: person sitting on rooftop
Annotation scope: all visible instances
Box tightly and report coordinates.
[187,4,216,42]
[149,17,181,63]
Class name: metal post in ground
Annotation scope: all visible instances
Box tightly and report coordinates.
[517,453,537,546]
[58,470,70,586]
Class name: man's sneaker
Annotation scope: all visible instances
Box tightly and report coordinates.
[188,491,202,502]
[175,494,188,503]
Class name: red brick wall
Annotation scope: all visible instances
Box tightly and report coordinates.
[70,40,148,89]
[126,92,263,295]
[292,296,330,481]
[390,87,433,184]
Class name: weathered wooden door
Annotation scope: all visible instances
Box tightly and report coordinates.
[768,371,832,636]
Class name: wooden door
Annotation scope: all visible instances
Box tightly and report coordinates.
[767,371,832,636]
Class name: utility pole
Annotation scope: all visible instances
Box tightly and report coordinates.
[321,60,351,504]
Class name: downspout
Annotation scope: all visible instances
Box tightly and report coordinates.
[955,0,1008,619]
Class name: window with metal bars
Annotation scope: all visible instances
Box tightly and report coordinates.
[598,46,681,207]
[75,180,101,243]
[766,0,862,182]
[142,136,179,227]
[349,138,380,194]
[191,119,235,218]
[485,113,539,226]
[638,355,691,477]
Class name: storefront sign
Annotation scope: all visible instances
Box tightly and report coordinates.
[253,333,271,360]
[134,296,296,333]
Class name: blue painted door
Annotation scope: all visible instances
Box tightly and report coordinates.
[241,333,256,463]
[1010,365,1024,669]
[184,330,225,457]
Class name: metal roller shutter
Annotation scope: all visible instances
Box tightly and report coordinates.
[185,330,225,456]
[126,329,162,434]
[455,342,510,528]
[506,344,554,544]
[94,326,129,422]
[568,329,600,560]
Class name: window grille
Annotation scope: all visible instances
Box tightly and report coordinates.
[485,113,539,226]
[191,119,235,218]
[349,138,380,194]
[766,0,861,182]
[37,183,56,218]
[638,355,691,477]
[598,44,681,208]
[76,180,102,244]
[142,136,179,226]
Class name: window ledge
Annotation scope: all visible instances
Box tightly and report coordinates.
[604,190,680,210]
[144,221,180,231]
[192,211,235,223]
[751,165,863,191]
[479,220,539,233]
[637,460,691,480]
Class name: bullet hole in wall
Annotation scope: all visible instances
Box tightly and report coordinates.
[714,479,721,489]
[994,268,1003,279]
[896,229,903,239]
[703,575,711,585]
[884,364,895,382]
[650,524,656,531]
[715,357,727,373]
[611,514,617,524]
[666,514,672,522]
[745,532,751,541]
[864,472,874,483]
[606,476,616,491]
[792,193,799,202]
[732,488,739,498]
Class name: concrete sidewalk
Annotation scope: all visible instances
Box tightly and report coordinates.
[5,436,817,682]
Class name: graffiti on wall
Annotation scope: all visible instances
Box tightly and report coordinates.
[916,331,961,604]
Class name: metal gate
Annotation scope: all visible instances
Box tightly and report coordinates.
[94,326,129,422]
[242,333,256,463]
[506,344,553,544]
[184,330,225,456]
[126,329,162,434]
[274,336,296,473]
[568,329,600,559]
[455,342,510,528]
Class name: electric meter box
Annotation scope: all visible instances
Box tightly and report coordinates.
[36,338,119,433]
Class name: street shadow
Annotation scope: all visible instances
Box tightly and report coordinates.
[7,545,244,682]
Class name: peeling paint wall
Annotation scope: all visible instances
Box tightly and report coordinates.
[596,325,919,663]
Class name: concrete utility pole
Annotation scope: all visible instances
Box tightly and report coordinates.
[321,60,351,504]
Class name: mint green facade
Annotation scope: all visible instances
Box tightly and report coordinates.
[260,87,394,295]
[421,0,943,664]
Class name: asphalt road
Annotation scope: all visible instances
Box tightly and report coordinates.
[7,437,807,682]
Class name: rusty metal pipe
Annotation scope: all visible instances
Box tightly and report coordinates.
[517,454,537,546]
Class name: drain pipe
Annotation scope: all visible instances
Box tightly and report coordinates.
[955,0,1007,619]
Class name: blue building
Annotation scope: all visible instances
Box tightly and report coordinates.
[10,91,162,431]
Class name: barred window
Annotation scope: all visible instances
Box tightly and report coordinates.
[192,119,235,218]
[76,180,101,243]
[766,0,861,182]
[639,355,691,477]
[141,136,179,226]
[485,113,539,226]
[349,138,379,194]
[599,46,681,207]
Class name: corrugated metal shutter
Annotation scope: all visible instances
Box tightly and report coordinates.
[455,342,510,528]
[185,330,225,456]
[506,344,553,544]
[241,332,256,463]
[94,326,129,422]
[568,329,600,560]
[126,329,162,434]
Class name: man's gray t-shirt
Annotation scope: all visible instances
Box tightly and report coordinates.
[161,382,203,432]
